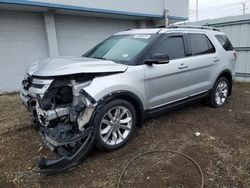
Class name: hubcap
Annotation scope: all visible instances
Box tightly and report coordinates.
[215,80,228,106]
[100,106,132,146]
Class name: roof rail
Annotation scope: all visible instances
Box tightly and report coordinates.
[166,25,221,32]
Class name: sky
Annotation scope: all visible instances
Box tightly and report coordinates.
[189,0,250,21]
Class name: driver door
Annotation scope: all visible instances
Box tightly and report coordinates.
[144,33,190,109]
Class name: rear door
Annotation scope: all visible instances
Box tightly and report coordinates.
[183,33,218,95]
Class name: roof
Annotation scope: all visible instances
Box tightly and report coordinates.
[0,0,164,20]
[188,13,250,27]
[0,0,189,21]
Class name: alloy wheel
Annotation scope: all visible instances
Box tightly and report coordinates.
[100,106,132,146]
[215,80,228,106]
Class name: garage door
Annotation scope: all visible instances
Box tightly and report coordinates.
[0,11,49,92]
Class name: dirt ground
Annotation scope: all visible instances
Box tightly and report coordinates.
[0,83,250,188]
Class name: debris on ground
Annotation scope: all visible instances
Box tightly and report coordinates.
[210,136,216,141]
[195,132,201,137]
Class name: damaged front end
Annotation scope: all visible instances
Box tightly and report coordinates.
[20,74,98,174]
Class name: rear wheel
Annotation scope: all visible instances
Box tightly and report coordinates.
[208,77,229,108]
[94,99,137,151]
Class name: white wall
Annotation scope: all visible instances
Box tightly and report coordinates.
[218,24,250,82]
[29,0,164,16]
[55,15,137,56]
[0,11,49,92]
[21,0,189,19]
[164,0,189,19]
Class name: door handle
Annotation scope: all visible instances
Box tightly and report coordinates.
[178,64,188,69]
[213,57,220,62]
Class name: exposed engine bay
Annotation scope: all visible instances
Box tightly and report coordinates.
[20,73,100,174]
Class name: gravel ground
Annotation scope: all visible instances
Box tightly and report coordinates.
[0,83,250,188]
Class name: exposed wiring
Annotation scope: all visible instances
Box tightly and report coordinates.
[116,150,204,188]
[54,108,60,124]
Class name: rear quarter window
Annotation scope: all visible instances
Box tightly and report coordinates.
[188,33,216,56]
[215,35,234,51]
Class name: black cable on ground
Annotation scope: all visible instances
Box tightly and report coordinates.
[116,150,204,188]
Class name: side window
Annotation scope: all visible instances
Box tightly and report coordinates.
[188,34,215,56]
[215,35,234,51]
[152,36,186,60]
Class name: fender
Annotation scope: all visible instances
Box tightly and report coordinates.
[97,90,145,125]
[214,69,233,96]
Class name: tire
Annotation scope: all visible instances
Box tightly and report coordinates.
[93,99,137,152]
[208,77,230,108]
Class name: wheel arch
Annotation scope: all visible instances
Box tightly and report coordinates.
[215,70,233,96]
[98,91,145,126]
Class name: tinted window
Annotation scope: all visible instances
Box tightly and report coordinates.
[188,34,215,55]
[152,36,186,60]
[215,35,234,51]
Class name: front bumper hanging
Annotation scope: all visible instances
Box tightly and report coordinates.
[20,77,98,175]
[34,127,95,175]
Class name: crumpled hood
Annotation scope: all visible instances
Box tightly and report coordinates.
[28,57,128,77]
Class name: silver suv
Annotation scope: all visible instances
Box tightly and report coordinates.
[20,26,236,173]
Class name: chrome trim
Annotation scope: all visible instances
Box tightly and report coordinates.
[32,78,53,85]
[29,84,50,95]
[151,96,189,110]
[150,90,208,110]
[29,87,44,94]
[189,90,208,97]
[21,77,53,99]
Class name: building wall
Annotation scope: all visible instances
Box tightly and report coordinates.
[188,14,250,82]
[0,11,137,92]
[34,0,163,16]
[0,11,49,92]
[218,24,250,82]
[55,15,137,56]
[164,0,189,19]
[1,0,189,19]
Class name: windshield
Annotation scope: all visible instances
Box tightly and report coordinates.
[83,34,153,64]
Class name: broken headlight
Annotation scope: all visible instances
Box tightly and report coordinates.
[38,75,94,110]
[54,86,73,105]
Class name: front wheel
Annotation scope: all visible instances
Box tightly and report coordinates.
[94,99,137,151]
[208,77,229,108]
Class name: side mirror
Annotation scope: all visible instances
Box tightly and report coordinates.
[145,53,170,65]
